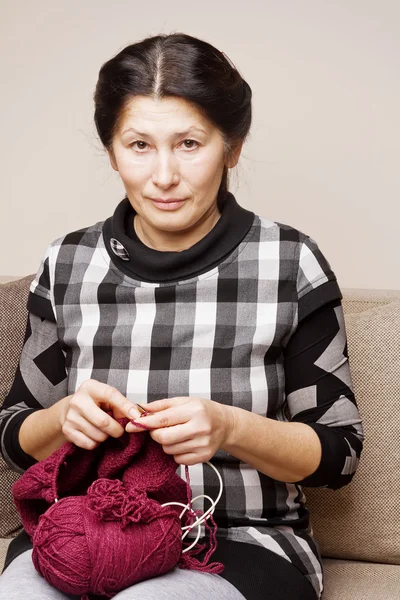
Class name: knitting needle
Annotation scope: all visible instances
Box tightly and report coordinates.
[127,403,148,428]
[131,403,152,430]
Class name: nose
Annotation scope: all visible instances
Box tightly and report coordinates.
[151,150,180,188]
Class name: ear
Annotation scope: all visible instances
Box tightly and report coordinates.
[226,142,243,169]
[108,148,119,172]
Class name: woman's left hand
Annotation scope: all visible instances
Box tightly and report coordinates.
[125,397,233,465]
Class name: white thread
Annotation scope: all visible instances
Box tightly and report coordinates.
[161,461,223,554]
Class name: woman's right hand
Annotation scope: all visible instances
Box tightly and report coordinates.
[58,379,141,450]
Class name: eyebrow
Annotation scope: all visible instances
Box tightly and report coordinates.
[120,126,207,138]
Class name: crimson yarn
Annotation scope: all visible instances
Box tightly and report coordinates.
[12,414,223,599]
[31,480,183,597]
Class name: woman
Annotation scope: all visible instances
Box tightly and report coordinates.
[0,33,363,599]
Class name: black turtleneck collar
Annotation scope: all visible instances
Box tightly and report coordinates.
[102,192,255,283]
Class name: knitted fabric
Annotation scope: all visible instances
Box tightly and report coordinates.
[11,414,223,598]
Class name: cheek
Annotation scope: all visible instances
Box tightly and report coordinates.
[117,160,149,187]
[184,155,223,184]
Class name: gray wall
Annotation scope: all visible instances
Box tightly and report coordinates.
[1,0,399,288]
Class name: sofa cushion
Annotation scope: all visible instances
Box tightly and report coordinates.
[342,287,400,315]
[306,299,400,564]
[0,538,12,574]
[0,276,34,537]
[322,559,400,600]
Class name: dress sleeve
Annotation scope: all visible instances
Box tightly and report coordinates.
[283,236,364,490]
[0,248,67,474]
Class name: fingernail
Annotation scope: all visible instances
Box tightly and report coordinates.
[129,408,137,417]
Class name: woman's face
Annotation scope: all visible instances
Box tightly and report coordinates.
[109,95,241,249]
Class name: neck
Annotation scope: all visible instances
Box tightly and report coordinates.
[133,205,221,252]
[104,192,256,283]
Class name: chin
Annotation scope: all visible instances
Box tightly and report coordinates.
[147,206,193,228]
[153,217,193,233]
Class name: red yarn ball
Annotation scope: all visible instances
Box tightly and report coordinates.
[31,479,183,598]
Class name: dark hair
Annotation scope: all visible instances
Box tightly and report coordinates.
[93,32,252,201]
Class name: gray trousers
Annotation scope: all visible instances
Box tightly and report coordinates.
[0,549,246,599]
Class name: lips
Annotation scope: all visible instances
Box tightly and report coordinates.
[150,197,187,211]
[151,198,186,203]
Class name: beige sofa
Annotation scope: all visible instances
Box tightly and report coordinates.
[1,275,400,598]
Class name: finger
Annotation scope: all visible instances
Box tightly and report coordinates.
[71,396,124,438]
[125,420,150,433]
[131,403,194,430]
[138,397,189,413]
[113,401,141,421]
[65,413,109,443]
[173,453,201,466]
[78,379,139,420]
[149,422,194,445]
[64,428,101,451]
[75,380,140,437]
[160,439,198,456]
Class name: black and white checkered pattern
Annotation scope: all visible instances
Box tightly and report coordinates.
[110,237,130,261]
[0,215,364,597]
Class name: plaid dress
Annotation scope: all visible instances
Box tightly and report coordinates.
[0,194,364,598]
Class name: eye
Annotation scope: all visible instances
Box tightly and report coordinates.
[182,139,199,150]
[129,139,200,152]
[130,140,148,151]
